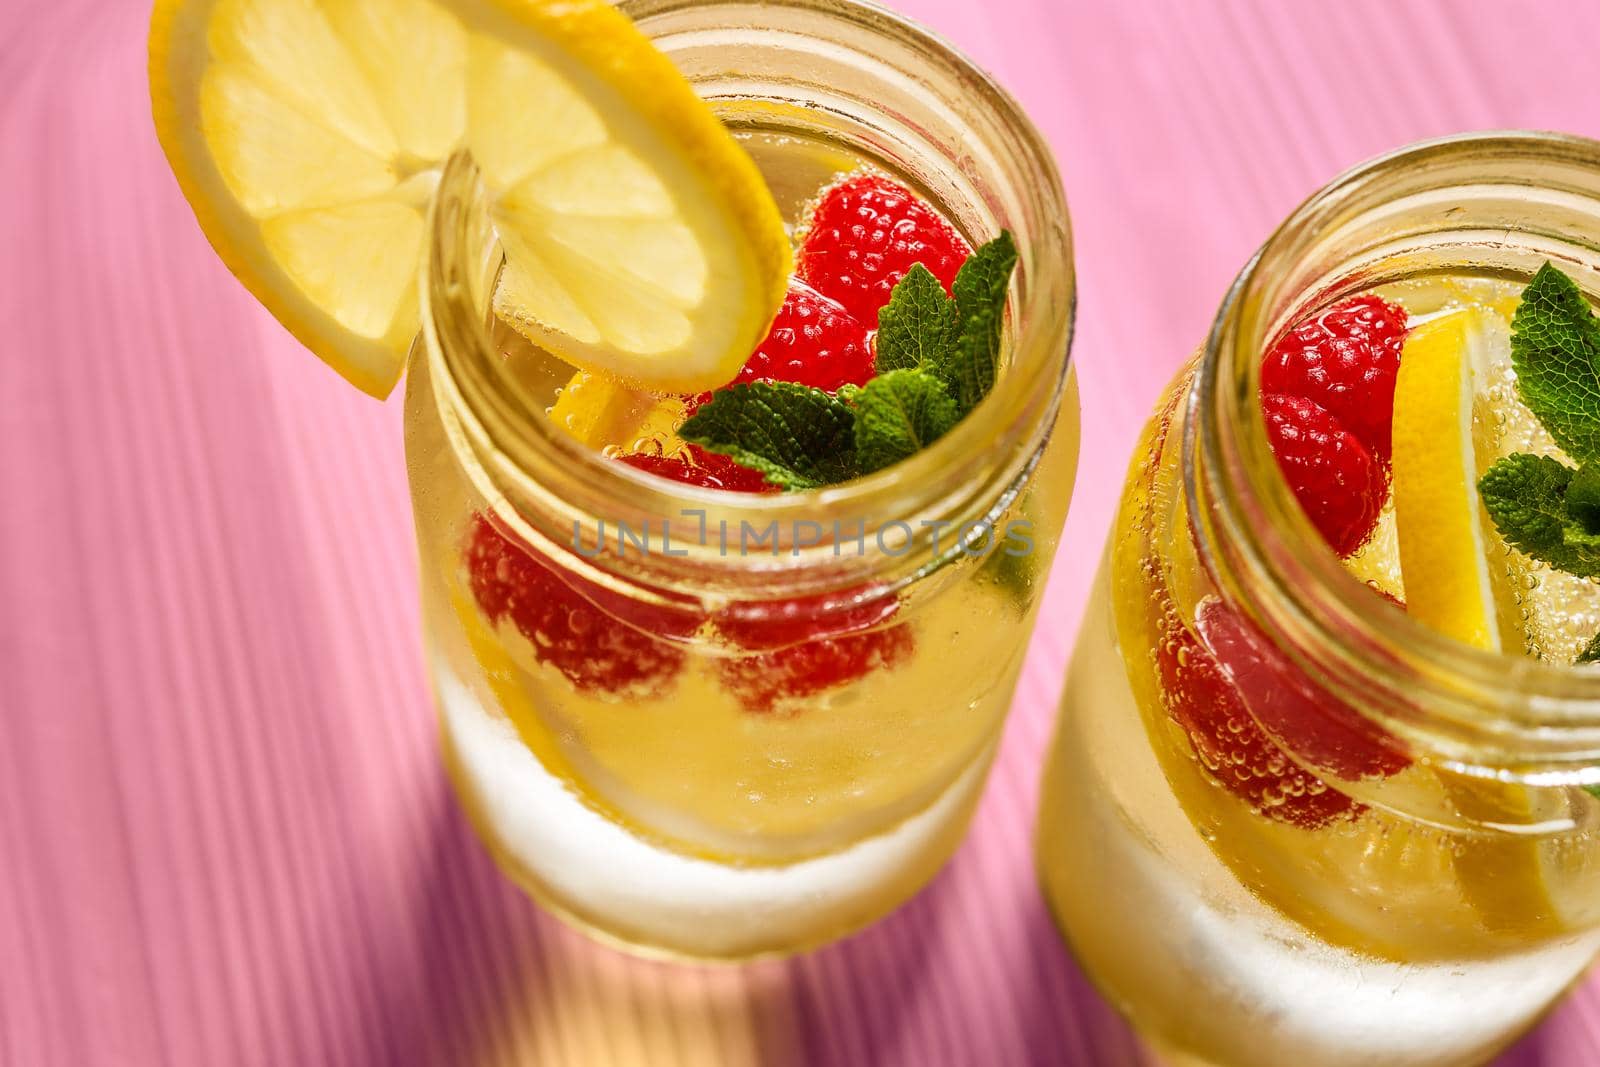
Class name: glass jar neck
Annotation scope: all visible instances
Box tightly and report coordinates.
[419,0,1074,605]
[1189,132,1600,779]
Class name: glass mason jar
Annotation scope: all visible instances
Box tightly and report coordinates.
[405,0,1076,960]
[1039,132,1600,1067]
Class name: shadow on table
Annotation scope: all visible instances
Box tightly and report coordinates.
[1494,1025,1563,1067]
[787,874,1155,1067]
[338,767,1150,1067]
[338,769,923,1067]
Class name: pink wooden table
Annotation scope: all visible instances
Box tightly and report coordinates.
[6,1,1600,1063]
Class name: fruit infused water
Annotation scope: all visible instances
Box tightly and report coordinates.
[1041,135,1600,1067]
[405,0,1077,959]
[151,0,1074,959]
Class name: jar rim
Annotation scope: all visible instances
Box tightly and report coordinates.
[420,0,1074,597]
[1191,130,1600,771]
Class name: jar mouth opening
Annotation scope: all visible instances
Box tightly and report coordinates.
[420,0,1074,595]
[1192,131,1600,766]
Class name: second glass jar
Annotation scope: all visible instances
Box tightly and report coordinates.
[1040,132,1600,1067]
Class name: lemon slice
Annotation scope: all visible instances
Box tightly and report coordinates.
[1391,307,1502,648]
[548,370,685,451]
[1392,304,1590,938]
[149,0,790,397]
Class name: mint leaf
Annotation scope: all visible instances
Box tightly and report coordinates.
[983,547,1034,614]
[942,232,1018,414]
[1568,460,1600,532]
[1511,263,1600,463]
[1577,631,1600,664]
[1479,452,1600,579]
[980,501,1038,615]
[853,370,960,473]
[876,264,958,373]
[680,382,857,490]
[679,232,1018,489]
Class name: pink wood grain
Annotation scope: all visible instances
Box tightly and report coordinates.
[5,1,1600,1064]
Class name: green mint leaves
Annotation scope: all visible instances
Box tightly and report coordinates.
[679,382,857,490]
[1480,266,1600,585]
[853,369,962,473]
[1510,263,1600,461]
[873,232,1018,413]
[1476,264,1600,663]
[948,233,1018,411]
[874,231,1019,412]
[1565,460,1600,529]
[876,265,958,375]
[680,231,1017,488]
[1480,454,1600,580]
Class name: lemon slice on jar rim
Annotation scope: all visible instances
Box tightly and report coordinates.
[1391,304,1594,938]
[149,0,791,398]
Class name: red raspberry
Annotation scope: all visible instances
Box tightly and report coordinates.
[1142,382,1407,829]
[1194,597,1410,784]
[464,515,702,699]
[699,279,874,403]
[1260,295,1408,462]
[617,448,776,493]
[713,587,915,713]
[1159,609,1362,829]
[1262,393,1386,558]
[796,173,972,324]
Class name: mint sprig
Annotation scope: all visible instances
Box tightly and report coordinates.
[1476,263,1600,665]
[873,233,1018,416]
[681,231,1017,486]
[853,369,961,473]
[875,264,958,375]
[680,382,856,490]
[948,232,1018,412]
[1480,454,1600,580]
[1510,263,1600,461]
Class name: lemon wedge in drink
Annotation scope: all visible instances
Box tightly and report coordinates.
[149,0,790,397]
[1392,307,1503,648]
[548,370,685,452]
[1391,305,1585,938]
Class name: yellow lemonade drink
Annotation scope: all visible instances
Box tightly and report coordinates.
[149,0,1074,960]
[404,0,1077,959]
[1040,135,1600,1066]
